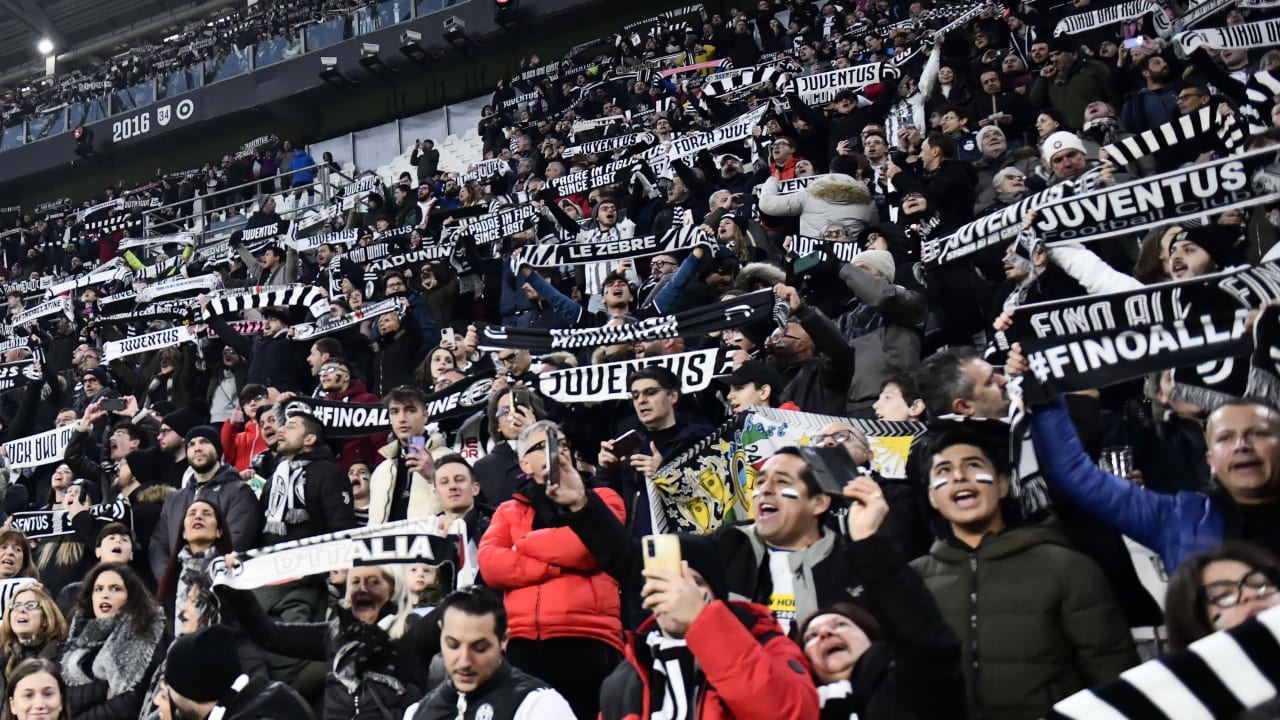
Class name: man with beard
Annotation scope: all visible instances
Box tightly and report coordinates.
[257,409,357,689]
[149,426,262,580]
[1122,54,1179,133]
[314,357,382,468]
[1030,36,1111,128]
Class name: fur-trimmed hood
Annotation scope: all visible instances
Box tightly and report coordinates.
[735,262,788,291]
[807,173,872,205]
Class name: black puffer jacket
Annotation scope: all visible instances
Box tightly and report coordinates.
[817,533,963,720]
[775,302,855,416]
[221,588,442,720]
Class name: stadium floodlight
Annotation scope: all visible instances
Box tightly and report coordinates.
[37,38,54,55]
[319,57,356,88]
[359,43,394,76]
[443,16,474,47]
[399,30,431,65]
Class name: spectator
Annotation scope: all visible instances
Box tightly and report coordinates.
[368,386,441,525]
[911,423,1138,720]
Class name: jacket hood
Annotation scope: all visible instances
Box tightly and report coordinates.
[807,173,872,205]
[328,379,374,401]
[734,261,788,291]
[296,445,337,463]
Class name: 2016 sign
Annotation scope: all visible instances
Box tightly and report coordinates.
[110,99,196,143]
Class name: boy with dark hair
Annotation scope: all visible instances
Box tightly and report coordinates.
[910,422,1137,720]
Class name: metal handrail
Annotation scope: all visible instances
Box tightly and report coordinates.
[136,162,345,248]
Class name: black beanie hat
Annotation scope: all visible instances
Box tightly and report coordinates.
[165,625,243,703]
[677,534,729,601]
[123,449,165,483]
[1180,224,1238,270]
[184,425,223,458]
[162,404,206,439]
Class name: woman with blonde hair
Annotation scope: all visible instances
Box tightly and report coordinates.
[0,584,66,697]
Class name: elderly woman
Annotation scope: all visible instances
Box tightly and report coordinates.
[801,479,963,720]
[478,420,626,720]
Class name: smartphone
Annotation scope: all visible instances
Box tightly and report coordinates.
[545,432,560,487]
[642,534,683,574]
[793,250,825,275]
[441,327,455,349]
[99,398,127,413]
[799,445,867,496]
[611,430,644,458]
[1122,37,1145,48]
[409,436,427,454]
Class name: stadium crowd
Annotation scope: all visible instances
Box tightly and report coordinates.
[0,0,1278,718]
[1,0,379,129]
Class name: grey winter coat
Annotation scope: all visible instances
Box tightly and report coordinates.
[836,263,926,411]
[148,464,263,580]
[757,173,878,238]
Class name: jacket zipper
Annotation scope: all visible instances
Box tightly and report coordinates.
[969,554,984,719]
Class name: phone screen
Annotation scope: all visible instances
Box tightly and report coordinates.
[545,433,560,487]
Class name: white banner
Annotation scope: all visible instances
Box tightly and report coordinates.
[117,233,196,252]
[669,104,769,160]
[787,63,885,105]
[3,426,75,469]
[103,325,198,362]
[135,275,222,303]
[209,518,460,589]
[537,347,732,403]
[1174,17,1280,53]
[289,299,400,341]
[10,297,71,328]
[1054,0,1155,36]
[47,260,131,297]
[288,228,359,253]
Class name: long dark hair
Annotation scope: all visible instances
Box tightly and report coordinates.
[1165,541,1280,651]
[0,658,71,720]
[156,500,234,609]
[75,563,161,637]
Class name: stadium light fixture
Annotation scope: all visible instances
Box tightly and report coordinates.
[359,43,395,76]
[37,38,54,55]
[399,30,430,64]
[443,16,475,47]
[319,56,357,88]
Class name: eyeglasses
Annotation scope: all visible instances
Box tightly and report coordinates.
[630,387,669,401]
[523,436,568,455]
[815,430,867,447]
[651,260,677,268]
[319,365,347,376]
[9,601,41,612]
[1203,568,1279,608]
[824,230,846,238]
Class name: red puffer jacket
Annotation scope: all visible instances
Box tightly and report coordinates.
[478,486,625,651]
[599,600,820,720]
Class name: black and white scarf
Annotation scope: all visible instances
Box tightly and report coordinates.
[265,457,310,536]
[201,285,329,319]
[1099,105,1243,167]
[1049,604,1280,719]
[645,630,699,720]
[478,289,776,353]
[1247,303,1280,403]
